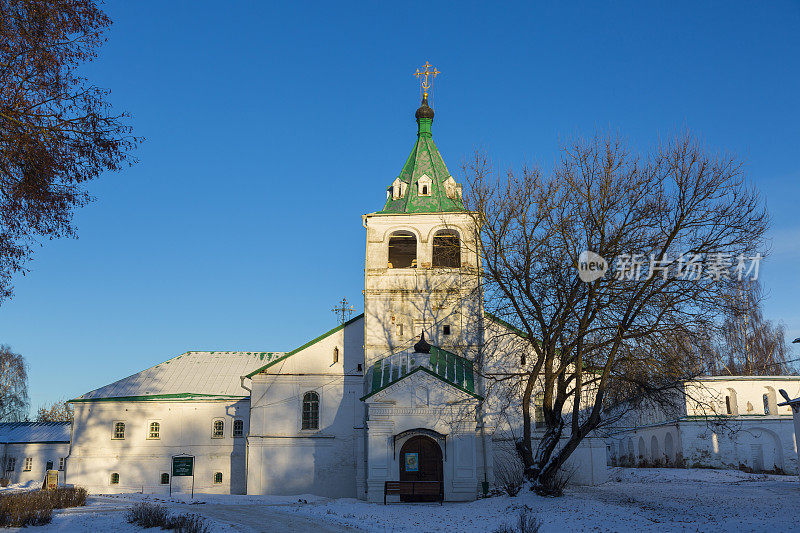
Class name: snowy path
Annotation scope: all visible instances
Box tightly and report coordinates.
[166,501,360,532]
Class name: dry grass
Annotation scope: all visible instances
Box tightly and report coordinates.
[0,486,87,527]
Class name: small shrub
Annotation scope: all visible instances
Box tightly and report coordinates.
[495,459,525,497]
[48,486,87,509]
[493,506,542,533]
[165,512,210,533]
[126,502,169,528]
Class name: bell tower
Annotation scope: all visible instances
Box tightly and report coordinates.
[361,65,483,371]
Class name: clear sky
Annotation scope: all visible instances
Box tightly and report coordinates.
[1,1,799,413]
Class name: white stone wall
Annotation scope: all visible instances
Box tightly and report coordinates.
[0,443,70,486]
[67,400,249,494]
[246,318,364,498]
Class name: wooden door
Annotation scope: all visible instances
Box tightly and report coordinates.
[399,435,442,501]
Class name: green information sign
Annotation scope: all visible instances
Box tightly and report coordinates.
[172,456,194,477]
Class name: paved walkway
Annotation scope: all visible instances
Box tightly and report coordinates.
[171,502,359,533]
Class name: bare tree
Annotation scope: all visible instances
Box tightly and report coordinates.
[0,345,28,421]
[35,398,72,422]
[705,279,794,376]
[463,132,768,493]
[0,0,139,302]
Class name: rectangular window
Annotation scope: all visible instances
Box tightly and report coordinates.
[148,421,160,440]
[113,421,125,439]
[23,458,32,471]
[161,473,169,485]
[233,419,244,438]
[214,472,223,484]
[58,458,65,471]
[212,419,224,438]
[110,472,119,484]
[442,325,451,336]
[6,458,15,472]
[396,324,403,337]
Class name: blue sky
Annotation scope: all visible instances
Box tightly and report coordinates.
[1,1,799,412]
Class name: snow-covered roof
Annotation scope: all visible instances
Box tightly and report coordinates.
[72,351,284,402]
[0,422,70,443]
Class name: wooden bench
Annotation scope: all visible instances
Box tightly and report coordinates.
[384,481,443,505]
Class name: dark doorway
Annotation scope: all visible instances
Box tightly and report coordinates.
[399,435,443,502]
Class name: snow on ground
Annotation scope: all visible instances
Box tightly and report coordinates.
[8,468,800,532]
[278,467,800,532]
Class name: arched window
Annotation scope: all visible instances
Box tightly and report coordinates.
[763,387,778,415]
[233,419,244,437]
[388,231,417,269]
[212,419,224,438]
[302,391,320,430]
[725,388,738,416]
[110,472,119,484]
[432,230,460,268]
[333,346,339,364]
[148,422,160,440]
[113,422,125,440]
[161,473,169,485]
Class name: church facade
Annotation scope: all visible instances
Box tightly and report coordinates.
[66,91,606,500]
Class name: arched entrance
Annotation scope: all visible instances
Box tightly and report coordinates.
[399,435,443,502]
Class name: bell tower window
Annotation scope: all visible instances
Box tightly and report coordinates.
[432,230,460,268]
[388,231,417,269]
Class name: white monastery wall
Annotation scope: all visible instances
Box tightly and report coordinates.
[609,377,800,474]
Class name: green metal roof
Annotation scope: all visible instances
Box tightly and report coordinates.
[361,344,481,401]
[378,97,465,214]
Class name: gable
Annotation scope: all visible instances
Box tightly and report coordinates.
[245,314,364,377]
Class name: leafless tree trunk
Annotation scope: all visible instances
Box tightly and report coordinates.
[463,132,768,493]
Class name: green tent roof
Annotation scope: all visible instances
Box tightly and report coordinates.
[378,96,465,214]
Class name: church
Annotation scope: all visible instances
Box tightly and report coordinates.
[65,69,606,501]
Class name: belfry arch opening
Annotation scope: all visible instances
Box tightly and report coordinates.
[388,231,417,269]
[432,229,460,268]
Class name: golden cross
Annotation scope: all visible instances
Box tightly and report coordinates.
[414,61,440,96]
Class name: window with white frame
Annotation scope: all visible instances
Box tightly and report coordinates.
[233,419,244,438]
[23,457,32,471]
[58,458,65,471]
[6,457,15,472]
[212,419,224,438]
[112,421,125,439]
[148,421,160,440]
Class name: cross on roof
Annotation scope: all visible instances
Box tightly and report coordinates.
[414,61,440,96]
[331,297,354,325]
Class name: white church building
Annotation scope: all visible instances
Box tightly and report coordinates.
[66,91,606,500]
